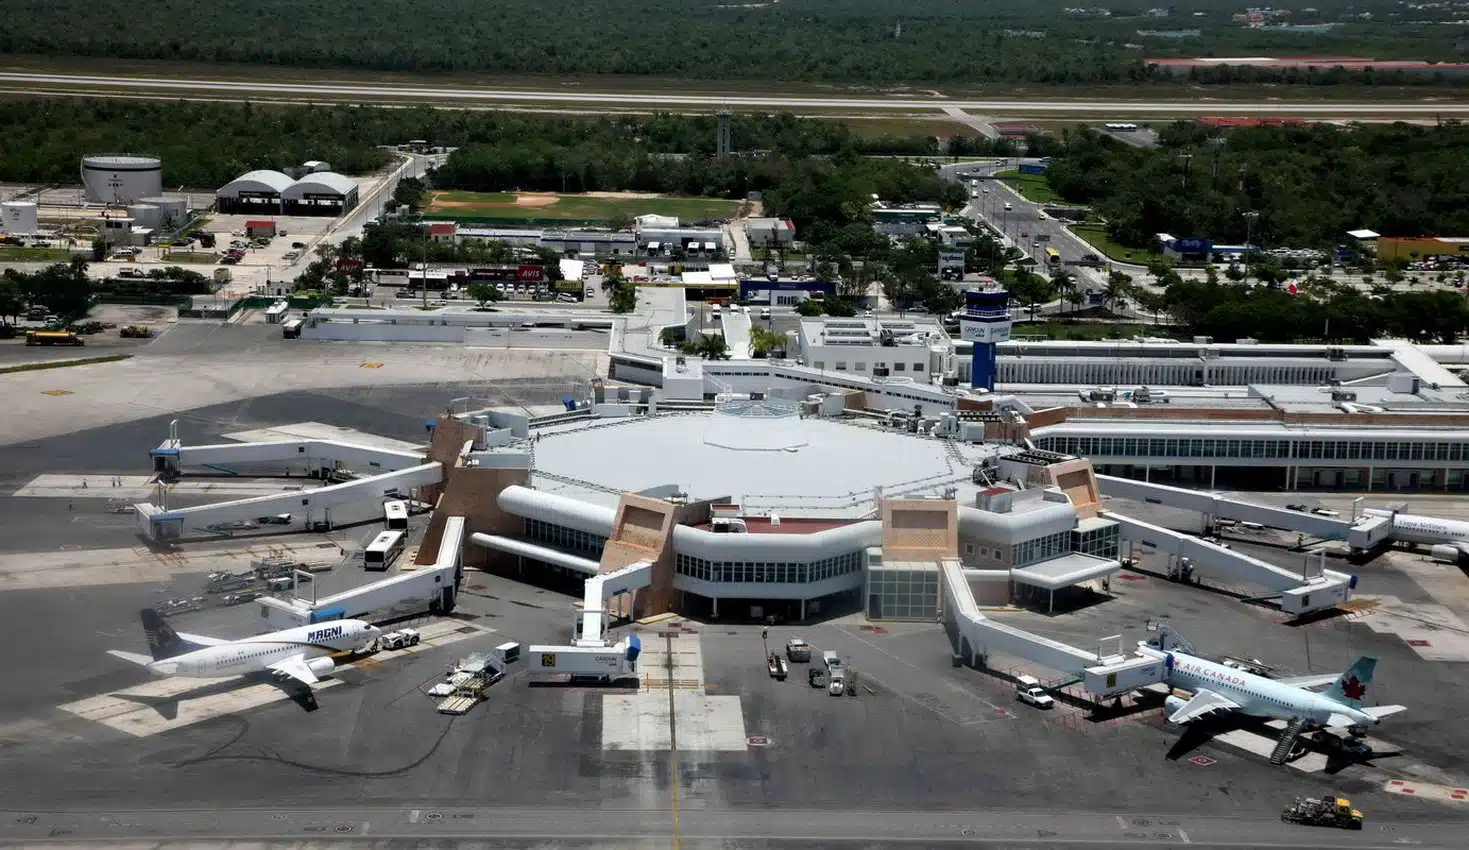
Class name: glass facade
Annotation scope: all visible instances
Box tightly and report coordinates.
[867,566,941,621]
[1072,523,1120,560]
[675,550,864,584]
[1037,435,1469,463]
[524,517,608,556]
[1011,530,1070,567]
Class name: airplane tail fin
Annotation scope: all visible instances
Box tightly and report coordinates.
[140,608,203,661]
[1323,656,1377,708]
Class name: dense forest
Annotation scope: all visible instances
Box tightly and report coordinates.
[0,98,988,188]
[1,0,1465,85]
[1043,121,1469,249]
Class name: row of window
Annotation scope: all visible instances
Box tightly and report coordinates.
[1038,436,1469,463]
[675,551,865,584]
[1073,525,1121,559]
[524,518,608,556]
[811,360,930,375]
[1013,530,1072,568]
[868,570,941,620]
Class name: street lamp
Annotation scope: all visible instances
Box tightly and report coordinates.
[1241,211,1259,286]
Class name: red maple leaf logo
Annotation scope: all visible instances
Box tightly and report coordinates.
[1341,676,1367,700]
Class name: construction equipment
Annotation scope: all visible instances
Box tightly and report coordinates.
[119,325,154,338]
[767,652,788,680]
[1280,796,1363,830]
[25,330,84,346]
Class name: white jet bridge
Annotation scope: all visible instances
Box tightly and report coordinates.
[940,559,1164,700]
[526,560,652,680]
[1095,475,1355,540]
[1103,512,1355,616]
[258,516,466,629]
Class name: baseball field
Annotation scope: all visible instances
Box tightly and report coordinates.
[425,190,744,222]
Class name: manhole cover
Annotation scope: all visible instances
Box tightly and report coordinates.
[425,812,443,822]
[1190,756,1217,766]
[747,735,772,747]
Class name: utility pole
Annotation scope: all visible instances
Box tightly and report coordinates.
[1242,211,1259,287]
[1178,151,1194,191]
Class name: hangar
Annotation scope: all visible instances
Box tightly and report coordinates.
[282,171,360,217]
[215,170,294,214]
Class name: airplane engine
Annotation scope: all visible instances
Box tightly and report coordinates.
[1430,544,1465,564]
[305,657,336,678]
[1163,695,1188,719]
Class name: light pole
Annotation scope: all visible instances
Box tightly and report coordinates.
[1242,211,1259,286]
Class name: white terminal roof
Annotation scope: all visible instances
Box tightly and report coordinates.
[528,404,997,514]
[217,169,294,196]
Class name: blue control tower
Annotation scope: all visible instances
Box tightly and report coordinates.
[960,288,1012,392]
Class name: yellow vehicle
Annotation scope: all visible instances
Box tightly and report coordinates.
[1281,796,1363,830]
[1045,247,1062,265]
[25,331,85,347]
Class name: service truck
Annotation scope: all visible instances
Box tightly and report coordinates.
[1015,674,1055,709]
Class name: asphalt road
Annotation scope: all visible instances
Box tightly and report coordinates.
[5,71,1469,117]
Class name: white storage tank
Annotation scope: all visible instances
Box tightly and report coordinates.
[127,203,163,230]
[139,196,187,226]
[81,155,163,204]
[0,201,38,235]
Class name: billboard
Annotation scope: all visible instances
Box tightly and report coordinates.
[938,251,967,274]
[960,321,1012,344]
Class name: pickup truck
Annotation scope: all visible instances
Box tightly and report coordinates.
[1016,675,1054,709]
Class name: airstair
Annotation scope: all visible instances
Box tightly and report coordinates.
[1271,717,1309,764]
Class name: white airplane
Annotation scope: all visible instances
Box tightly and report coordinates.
[1361,508,1469,562]
[1137,628,1405,732]
[108,608,381,686]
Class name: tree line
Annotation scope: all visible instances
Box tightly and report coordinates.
[2,0,1462,86]
[1042,121,1469,250]
[0,98,992,189]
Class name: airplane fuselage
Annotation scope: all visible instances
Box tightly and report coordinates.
[148,622,374,678]
[1139,646,1375,727]
[1363,509,1469,549]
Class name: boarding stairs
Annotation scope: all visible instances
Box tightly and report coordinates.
[1271,717,1309,764]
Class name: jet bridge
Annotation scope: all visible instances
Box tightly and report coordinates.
[150,435,424,478]
[258,516,466,629]
[1104,511,1355,616]
[527,561,651,679]
[135,462,442,541]
[1095,475,1354,540]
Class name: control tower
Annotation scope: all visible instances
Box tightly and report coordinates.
[960,288,1012,391]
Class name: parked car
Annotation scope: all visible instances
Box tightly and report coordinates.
[1286,503,1308,512]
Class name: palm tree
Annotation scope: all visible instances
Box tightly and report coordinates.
[698,333,731,360]
[1103,270,1133,313]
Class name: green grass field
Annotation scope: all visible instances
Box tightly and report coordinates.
[426,191,743,222]
[160,251,221,264]
[1070,224,1167,266]
[0,246,82,262]
[994,171,1062,205]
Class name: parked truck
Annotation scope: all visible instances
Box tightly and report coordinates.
[26,331,84,346]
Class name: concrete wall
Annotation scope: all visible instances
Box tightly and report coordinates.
[430,466,531,569]
[882,498,959,560]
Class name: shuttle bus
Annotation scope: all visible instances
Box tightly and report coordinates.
[281,318,303,339]
[363,531,406,571]
[1045,247,1062,266]
[383,499,409,530]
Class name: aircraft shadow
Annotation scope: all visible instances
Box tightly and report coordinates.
[1165,718,1227,761]
[112,673,319,718]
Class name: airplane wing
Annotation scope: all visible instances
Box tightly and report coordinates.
[267,655,319,686]
[1274,673,1340,690]
[1365,705,1407,720]
[1168,688,1241,724]
[174,631,228,647]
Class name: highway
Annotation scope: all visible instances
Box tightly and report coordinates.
[4,71,1469,117]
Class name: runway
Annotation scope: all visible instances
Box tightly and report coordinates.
[4,71,1469,117]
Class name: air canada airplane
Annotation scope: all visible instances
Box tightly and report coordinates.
[108,608,381,686]
[1137,627,1406,732]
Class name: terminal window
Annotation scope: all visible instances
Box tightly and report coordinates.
[525,518,608,556]
[674,550,863,584]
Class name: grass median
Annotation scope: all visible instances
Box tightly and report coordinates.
[0,354,132,375]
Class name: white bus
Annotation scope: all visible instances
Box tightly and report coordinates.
[383,499,409,530]
[364,531,406,571]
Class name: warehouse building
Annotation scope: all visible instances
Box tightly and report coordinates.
[745,217,795,248]
[281,172,359,217]
[215,170,295,214]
